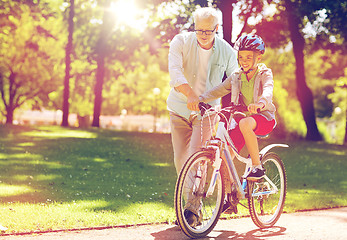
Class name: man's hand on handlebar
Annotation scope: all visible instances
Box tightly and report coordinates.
[175,83,200,111]
[187,93,200,111]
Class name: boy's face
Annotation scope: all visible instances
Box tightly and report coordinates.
[238,50,262,72]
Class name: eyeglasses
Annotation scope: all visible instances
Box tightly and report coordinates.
[194,25,217,35]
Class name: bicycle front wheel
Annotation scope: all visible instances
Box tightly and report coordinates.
[174,150,225,238]
[247,152,287,228]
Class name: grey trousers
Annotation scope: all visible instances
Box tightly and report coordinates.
[169,111,216,175]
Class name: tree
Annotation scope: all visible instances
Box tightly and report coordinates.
[62,0,75,127]
[90,1,143,127]
[48,0,143,127]
[101,47,170,116]
[283,0,322,140]
[91,0,111,127]
[0,1,63,124]
[317,0,347,143]
[257,0,347,141]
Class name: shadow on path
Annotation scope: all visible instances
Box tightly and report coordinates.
[151,225,287,240]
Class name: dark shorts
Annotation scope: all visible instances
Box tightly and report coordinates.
[228,115,276,152]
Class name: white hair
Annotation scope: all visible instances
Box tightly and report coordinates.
[193,7,219,26]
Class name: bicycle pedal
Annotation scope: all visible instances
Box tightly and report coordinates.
[247,176,265,182]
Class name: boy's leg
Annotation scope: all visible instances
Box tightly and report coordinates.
[239,117,260,166]
[239,115,276,180]
[228,121,246,152]
[240,115,276,166]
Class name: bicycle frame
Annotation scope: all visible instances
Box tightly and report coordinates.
[203,115,288,200]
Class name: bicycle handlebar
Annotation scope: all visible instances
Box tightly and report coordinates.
[198,102,260,117]
[198,102,212,116]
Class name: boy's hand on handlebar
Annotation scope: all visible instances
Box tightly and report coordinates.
[248,103,264,114]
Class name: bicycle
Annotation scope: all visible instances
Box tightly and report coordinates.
[174,102,288,238]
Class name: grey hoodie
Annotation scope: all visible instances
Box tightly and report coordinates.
[199,63,276,121]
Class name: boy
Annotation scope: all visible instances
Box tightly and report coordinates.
[199,34,276,180]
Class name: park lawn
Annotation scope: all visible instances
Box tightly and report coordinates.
[0,125,346,234]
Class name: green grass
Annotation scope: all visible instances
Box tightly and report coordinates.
[0,125,346,234]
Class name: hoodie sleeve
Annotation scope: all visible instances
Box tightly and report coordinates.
[258,68,274,108]
[199,75,233,103]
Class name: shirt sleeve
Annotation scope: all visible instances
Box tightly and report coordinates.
[199,75,232,103]
[168,34,189,89]
[226,48,239,77]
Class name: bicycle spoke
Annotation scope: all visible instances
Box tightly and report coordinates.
[248,152,287,228]
[175,151,224,238]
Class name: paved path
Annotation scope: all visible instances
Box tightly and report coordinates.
[1,207,346,240]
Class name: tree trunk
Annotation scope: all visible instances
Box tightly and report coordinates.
[5,72,16,124]
[219,0,235,107]
[5,106,13,124]
[344,88,347,145]
[92,55,105,127]
[62,0,74,127]
[91,0,110,127]
[285,0,322,141]
[220,0,234,45]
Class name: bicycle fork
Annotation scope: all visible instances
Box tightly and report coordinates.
[204,143,247,199]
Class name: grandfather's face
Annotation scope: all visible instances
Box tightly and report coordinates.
[194,17,218,50]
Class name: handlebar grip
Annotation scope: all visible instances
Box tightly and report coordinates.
[199,102,212,116]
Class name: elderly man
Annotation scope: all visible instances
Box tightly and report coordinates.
[167,7,238,176]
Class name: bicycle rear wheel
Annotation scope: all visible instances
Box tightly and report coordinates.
[174,150,225,238]
[247,152,287,228]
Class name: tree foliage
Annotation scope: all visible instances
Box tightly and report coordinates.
[0,0,64,124]
[102,47,170,116]
[0,0,346,143]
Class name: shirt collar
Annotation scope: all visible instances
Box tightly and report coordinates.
[194,35,217,51]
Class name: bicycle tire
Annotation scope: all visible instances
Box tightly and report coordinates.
[247,152,287,228]
[174,150,225,238]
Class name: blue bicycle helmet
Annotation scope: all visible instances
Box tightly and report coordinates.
[234,34,265,54]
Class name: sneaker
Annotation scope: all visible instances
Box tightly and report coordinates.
[247,167,265,181]
[184,209,202,227]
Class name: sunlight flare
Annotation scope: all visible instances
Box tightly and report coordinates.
[110,0,148,31]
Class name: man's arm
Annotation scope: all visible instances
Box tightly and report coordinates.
[175,84,200,111]
[168,34,189,89]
